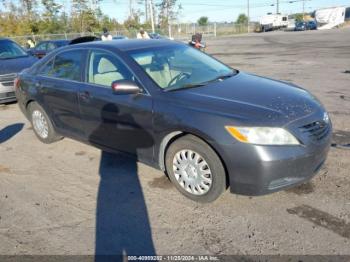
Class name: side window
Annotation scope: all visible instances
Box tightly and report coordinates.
[87,50,133,87]
[38,59,54,76]
[36,42,47,51]
[37,50,83,81]
[50,50,83,81]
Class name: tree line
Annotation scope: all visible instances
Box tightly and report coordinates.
[0,0,182,37]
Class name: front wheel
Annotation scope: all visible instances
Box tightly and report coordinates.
[165,135,227,203]
[28,102,62,144]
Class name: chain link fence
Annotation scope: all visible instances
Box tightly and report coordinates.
[169,23,258,39]
[8,23,259,47]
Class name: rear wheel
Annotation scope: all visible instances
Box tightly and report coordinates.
[28,102,62,144]
[165,135,227,203]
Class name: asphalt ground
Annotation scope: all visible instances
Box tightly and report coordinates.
[0,28,349,258]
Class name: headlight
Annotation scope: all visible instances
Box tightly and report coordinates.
[225,126,300,145]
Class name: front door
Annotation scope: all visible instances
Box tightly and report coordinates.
[78,49,154,163]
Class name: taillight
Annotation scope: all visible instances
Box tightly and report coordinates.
[14,77,20,89]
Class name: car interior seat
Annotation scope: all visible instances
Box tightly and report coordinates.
[92,56,124,86]
[146,55,173,88]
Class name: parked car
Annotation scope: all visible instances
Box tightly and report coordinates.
[307,20,318,30]
[69,35,100,45]
[112,35,129,40]
[0,38,37,104]
[15,40,332,202]
[149,33,169,39]
[28,37,99,59]
[27,40,70,59]
[294,21,307,31]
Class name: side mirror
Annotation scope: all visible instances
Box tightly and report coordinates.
[111,80,141,95]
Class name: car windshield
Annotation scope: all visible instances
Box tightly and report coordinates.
[128,45,236,90]
[0,40,28,59]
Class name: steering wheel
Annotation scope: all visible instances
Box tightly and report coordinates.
[168,72,191,87]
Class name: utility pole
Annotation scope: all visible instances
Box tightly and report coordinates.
[129,0,133,18]
[247,0,250,33]
[302,0,305,20]
[145,0,149,22]
[90,0,98,10]
[149,0,155,33]
[276,0,279,14]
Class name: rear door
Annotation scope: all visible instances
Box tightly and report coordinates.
[35,49,86,137]
[78,49,154,162]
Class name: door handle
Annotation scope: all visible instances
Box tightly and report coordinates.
[79,91,91,101]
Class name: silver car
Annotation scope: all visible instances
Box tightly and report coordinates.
[0,38,37,103]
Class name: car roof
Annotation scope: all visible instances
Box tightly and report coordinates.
[71,39,179,52]
[53,39,70,43]
[0,38,13,42]
[38,39,69,43]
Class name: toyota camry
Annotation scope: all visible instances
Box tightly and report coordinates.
[15,40,332,202]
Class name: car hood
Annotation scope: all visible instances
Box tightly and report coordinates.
[172,72,323,126]
[0,56,37,75]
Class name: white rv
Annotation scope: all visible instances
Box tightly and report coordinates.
[315,7,346,30]
[260,14,288,32]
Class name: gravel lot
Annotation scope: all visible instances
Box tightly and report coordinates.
[0,28,350,257]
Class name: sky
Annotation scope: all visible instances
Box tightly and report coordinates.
[98,0,350,23]
[1,0,349,23]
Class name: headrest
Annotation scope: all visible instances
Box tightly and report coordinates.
[149,55,168,71]
[134,55,153,66]
[97,57,117,74]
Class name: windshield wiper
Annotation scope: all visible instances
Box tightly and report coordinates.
[165,71,237,92]
[210,71,237,82]
[165,83,207,92]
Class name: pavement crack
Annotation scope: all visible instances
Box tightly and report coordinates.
[287,205,350,239]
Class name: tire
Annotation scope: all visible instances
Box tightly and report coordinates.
[28,102,62,144]
[165,134,227,203]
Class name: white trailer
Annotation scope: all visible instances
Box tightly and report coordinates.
[260,14,288,32]
[315,7,346,30]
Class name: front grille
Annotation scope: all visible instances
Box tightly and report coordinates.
[299,120,331,142]
[0,73,17,88]
[0,91,15,99]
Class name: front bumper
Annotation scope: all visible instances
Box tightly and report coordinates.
[0,91,16,104]
[0,73,17,104]
[218,126,332,196]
